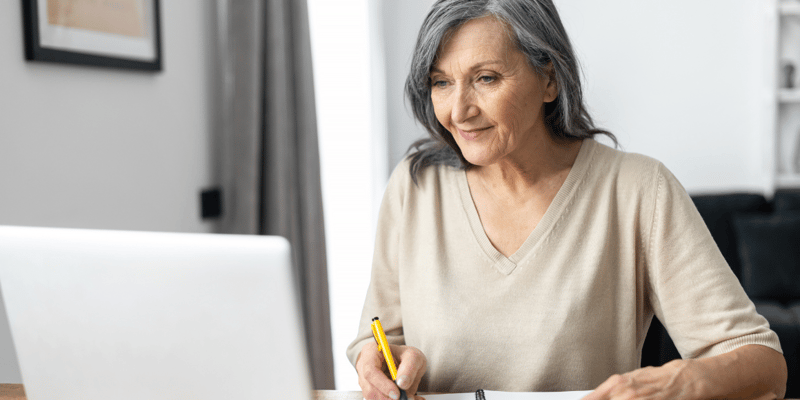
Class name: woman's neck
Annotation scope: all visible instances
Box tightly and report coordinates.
[470,137,583,197]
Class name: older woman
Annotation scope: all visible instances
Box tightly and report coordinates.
[346,1,787,399]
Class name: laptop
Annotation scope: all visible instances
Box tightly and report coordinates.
[0,225,313,400]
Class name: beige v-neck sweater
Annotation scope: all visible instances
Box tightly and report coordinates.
[346,139,781,393]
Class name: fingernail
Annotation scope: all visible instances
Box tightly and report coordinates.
[389,390,399,400]
[396,375,409,388]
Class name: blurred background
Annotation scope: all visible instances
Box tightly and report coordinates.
[0,0,795,391]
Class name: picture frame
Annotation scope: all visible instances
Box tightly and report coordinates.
[21,0,162,71]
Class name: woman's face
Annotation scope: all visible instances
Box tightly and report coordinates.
[430,16,557,167]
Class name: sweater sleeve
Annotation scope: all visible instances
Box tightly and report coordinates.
[345,160,410,367]
[645,162,782,359]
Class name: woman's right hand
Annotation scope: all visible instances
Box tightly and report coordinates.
[356,342,427,400]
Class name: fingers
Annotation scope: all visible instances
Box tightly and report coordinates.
[357,343,428,400]
[582,374,626,400]
[357,343,403,400]
[391,345,427,397]
[585,373,654,400]
[582,362,693,400]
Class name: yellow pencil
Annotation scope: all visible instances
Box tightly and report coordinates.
[371,317,399,380]
[371,317,407,400]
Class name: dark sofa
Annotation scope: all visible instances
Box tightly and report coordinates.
[641,189,800,397]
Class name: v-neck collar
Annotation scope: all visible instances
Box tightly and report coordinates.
[455,139,596,275]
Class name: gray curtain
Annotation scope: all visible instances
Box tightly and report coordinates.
[212,0,335,390]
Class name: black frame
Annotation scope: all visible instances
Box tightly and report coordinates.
[21,0,162,71]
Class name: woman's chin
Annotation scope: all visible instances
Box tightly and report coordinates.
[461,153,498,167]
[456,140,505,167]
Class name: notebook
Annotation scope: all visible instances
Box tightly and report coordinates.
[0,225,313,400]
[427,390,591,400]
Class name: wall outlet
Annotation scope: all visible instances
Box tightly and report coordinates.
[200,188,222,219]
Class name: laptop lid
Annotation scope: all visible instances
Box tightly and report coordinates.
[0,226,313,400]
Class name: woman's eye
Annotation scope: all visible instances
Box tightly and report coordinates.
[478,75,496,83]
[431,80,448,88]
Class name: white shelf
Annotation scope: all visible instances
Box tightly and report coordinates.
[776,174,800,187]
[779,89,800,102]
[774,1,800,190]
[780,2,800,15]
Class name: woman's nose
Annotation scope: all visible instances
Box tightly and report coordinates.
[451,85,479,123]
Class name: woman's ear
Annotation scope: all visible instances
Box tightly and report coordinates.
[543,62,558,103]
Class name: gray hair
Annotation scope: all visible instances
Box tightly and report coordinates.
[405,0,616,182]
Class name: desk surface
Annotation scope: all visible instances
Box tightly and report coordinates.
[2,384,797,400]
[0,385,363,400]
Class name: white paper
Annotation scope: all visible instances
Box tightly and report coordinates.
[424,390,591,400]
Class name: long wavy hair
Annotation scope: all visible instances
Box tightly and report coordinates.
[404,0,616,183]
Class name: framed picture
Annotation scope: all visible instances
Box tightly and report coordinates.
[21,0,162,71]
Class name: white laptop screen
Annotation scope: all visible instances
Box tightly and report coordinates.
[0,226,313,400]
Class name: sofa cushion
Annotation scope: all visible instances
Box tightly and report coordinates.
[755,301,800,398]
[754,301,798,326]
[733,211,800,302]
[792,301,800,324]
[773,189,800,212]
[691,194,770,279]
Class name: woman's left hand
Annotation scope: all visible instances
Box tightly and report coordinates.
[582,360,701,400]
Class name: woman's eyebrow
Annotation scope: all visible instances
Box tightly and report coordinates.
[430,60,504,75]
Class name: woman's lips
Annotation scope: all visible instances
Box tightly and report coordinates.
[457,127,488,141]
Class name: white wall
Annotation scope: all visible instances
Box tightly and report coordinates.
[379,0,774,194]
[557,0,772,194]
[380,0,435,169]
[0,0,216,383]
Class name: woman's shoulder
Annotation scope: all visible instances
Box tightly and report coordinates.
[587,139,668,184]
[387,155,462,192]
[379,156,462,218]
